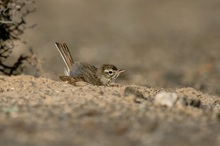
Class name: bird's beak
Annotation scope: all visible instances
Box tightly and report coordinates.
[118,69,126,74]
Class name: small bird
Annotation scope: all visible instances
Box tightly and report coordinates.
[55,42,125,86]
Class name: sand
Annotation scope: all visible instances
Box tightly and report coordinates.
[0,75,220,146]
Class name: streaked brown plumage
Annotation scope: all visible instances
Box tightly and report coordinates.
[55,42,125,86]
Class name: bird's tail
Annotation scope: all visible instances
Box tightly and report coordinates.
[55,42,74,75]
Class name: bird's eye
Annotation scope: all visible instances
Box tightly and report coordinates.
[108,71,113,74]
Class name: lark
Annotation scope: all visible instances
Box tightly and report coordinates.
[55,42,125,86]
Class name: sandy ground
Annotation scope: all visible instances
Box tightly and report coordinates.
[1,0,220,145]
[0,75,220,146]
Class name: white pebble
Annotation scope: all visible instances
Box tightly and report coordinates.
[154,92,178,107]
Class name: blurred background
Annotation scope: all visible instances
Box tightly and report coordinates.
[21,0,220,94]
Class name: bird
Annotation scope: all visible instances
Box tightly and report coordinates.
[55,42,125,86]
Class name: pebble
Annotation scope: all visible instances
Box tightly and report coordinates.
[176,96,201,108]
[124,87,146,103]
[154,92,178,107]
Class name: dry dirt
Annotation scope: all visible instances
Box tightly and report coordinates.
[0,75,220,146]
[2,0,220,146]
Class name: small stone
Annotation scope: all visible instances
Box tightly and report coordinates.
[154,92,178,107]
[179,96,201,108]
[124,87,146,103]
[99,91,104,95]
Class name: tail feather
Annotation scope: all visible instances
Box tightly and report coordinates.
[55,42,74,75]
